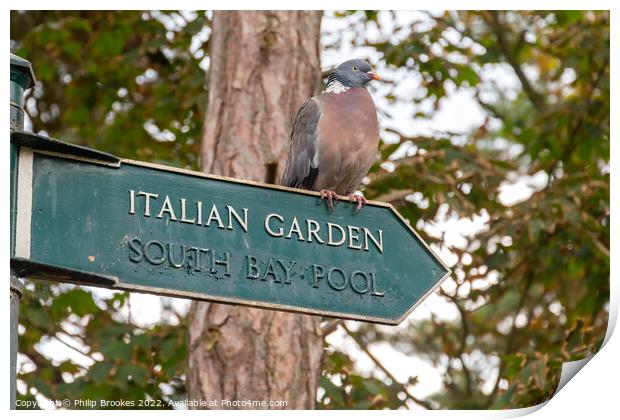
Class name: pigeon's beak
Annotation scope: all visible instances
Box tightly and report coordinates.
[367,72,381,81]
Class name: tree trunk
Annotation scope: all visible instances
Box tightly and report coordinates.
[187,11,324,410]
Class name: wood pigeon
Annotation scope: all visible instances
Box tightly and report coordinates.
[281,59,380,212]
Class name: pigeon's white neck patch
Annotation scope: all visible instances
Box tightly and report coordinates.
[325,80,350,94]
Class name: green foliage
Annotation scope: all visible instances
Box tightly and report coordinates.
[18,282,186,409]
[11,10,204,408]
[346,10,609,409]
[11,10,208,169]
[318,350,405,409]
[12,10,609,410]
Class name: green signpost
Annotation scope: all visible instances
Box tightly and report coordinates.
[11,130,450,324]
[9,52,450,408]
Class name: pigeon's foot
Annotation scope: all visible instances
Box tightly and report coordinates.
[319,189,339,211]
[347,193,367,214]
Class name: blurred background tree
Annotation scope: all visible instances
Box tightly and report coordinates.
[10,10,609,409]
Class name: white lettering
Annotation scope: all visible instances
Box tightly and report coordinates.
[205,204,225,228]
[156,195,177,220]
[327,223,346,246]
[265,213,284,237]
[227,206,248,232]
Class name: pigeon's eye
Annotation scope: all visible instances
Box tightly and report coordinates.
[352,66,358,71]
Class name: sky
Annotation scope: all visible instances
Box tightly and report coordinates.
[17,10,546,410]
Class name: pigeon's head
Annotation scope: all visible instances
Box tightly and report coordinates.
[327,59,380,90]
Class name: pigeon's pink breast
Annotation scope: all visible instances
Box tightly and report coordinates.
[314,88,379,194]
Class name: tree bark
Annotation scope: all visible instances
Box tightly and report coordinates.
[187,11,324,410]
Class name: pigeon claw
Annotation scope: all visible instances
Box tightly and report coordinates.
[347,193,367,214]
[319,189,339,211]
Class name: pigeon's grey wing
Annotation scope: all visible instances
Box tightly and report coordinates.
[281,98,322,190]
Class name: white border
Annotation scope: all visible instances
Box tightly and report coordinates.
[14,148,33,259]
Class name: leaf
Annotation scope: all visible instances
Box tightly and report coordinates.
[101,340,132,362]
[50,288,98,318]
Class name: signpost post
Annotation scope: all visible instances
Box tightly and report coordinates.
[10,54,36,410]
[9,54,450,405]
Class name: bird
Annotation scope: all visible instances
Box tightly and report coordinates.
[281,59,380,213]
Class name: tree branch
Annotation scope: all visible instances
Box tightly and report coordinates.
[342,323,433,410]
[54,333,96,364]
[484,229,556,406]
[320,319,343,337]
[549,55,608,173]
[485,11,544,110]
[443,292,473,396]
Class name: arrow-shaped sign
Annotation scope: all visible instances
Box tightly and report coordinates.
[11,131,450,325]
